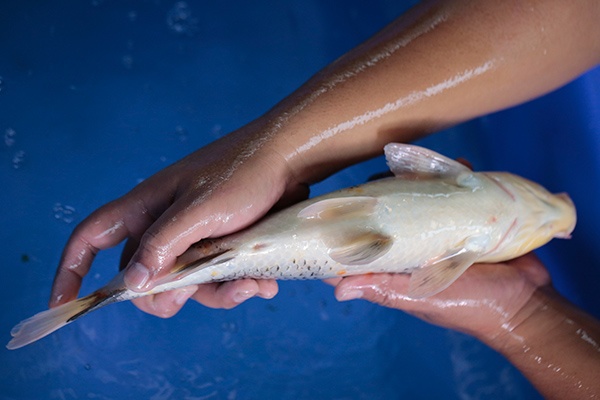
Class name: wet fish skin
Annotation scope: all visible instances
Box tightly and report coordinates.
[6,143,576,349]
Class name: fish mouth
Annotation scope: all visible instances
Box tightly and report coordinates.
[553,192,577,239]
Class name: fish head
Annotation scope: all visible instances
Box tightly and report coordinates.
[486,172,577,258]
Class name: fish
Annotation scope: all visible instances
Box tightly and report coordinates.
[6,143,576,350]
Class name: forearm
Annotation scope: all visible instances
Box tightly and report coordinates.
[254,0,600,183]
[488,288,600,399]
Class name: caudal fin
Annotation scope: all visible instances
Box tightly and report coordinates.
[7,290,123,350]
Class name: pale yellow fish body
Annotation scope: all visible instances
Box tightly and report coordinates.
[7,143,576,349]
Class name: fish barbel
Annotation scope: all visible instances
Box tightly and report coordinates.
[7,143,576,349]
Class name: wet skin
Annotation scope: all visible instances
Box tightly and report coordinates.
[49,0,600,398]
[330,254,600,400]
[52,0,600,313]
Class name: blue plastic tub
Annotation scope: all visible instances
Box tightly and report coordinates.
[1,1,598,399]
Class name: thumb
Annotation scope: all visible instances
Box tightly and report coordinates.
[122,214,194,292]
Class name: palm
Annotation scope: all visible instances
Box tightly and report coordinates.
[332,253,551,342]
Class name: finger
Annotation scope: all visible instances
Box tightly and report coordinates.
[50,199,153,307]
[322,277,343,286]
[120,237,140,271]
[503,253,551,287]
[333,273,415,308]
[130,285,199,318]
[122,186,274,292]
[50,184,171,308]
[456,157,473,170]
[190,279,278,309]
[122,158,293,293]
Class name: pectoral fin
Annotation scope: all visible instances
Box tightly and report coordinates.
[298,196,378,221]
[407,236,489,299]
[328,230,393,265]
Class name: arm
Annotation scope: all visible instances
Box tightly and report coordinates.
[51,0,600,316]
[330,254,600,399]
[498,287,600,399]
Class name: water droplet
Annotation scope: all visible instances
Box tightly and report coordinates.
[53,203,77,224]
[122,55,134,69]
[174,125,188,142]
[12,150,25,169]
[4,128,16,147]
[166,2,198,36]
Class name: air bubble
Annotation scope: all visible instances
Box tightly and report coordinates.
[122,55,134,69]
[4,128,16,147]
[174,125,188,142]
[12,150,25,169]
[53,203,77,224]
[166,2,198,35]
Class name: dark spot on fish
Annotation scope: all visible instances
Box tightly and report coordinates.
[448,261,460,270]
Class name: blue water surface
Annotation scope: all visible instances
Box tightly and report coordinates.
[1,1,598,399]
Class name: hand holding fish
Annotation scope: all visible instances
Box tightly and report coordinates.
[330,253,600,400]
[13,143,576,350]
[331,253,551,341]
[50,128,303,316]
[48,0,599,321]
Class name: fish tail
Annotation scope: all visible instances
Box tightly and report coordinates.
[6,289,124,350]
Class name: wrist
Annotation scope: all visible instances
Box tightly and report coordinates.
[483,287,562,354]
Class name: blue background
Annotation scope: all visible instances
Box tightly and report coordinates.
[1,1,598,399]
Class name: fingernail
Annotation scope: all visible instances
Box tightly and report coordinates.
[49,293,64,307]
[232,290,254,304]
[124,262,150,291]
[174,289,192,306]
[337,289,363,302]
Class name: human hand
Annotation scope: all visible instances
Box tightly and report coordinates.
[328,253,552,344]
[50,125,308,317]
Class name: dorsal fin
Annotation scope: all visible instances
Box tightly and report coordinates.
[384,143,471,179]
